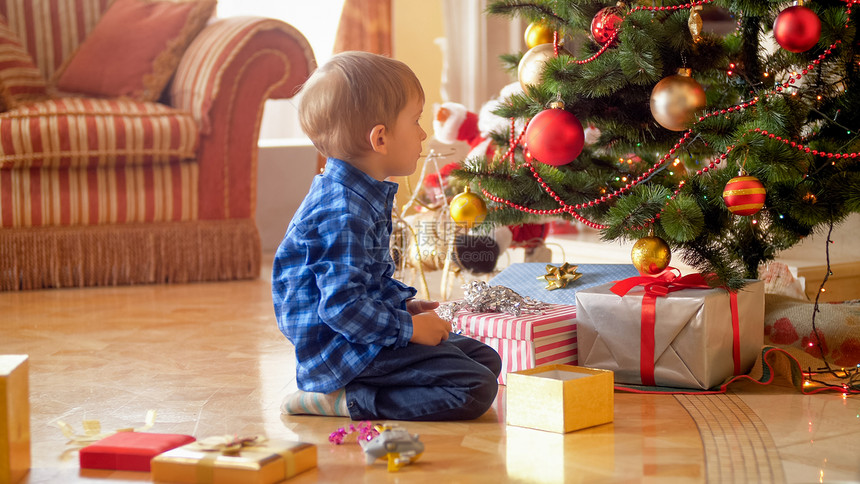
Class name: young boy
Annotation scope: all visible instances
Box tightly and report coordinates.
[272,52,502,421]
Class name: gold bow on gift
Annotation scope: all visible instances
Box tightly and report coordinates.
[188,435,307,483]
[192,435,266,455]
[537,263,582,290]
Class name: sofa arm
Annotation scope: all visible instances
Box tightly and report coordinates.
[172,17,316,134]
[171,17,316,220]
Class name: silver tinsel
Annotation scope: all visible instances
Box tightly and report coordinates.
[437,281,550,331]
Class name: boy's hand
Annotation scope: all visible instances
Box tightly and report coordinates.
[410,312,451,346]
[406,298,440,315]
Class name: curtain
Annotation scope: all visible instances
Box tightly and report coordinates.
[441,0,524,111]
[317,0,392,172]
[333,0,392,56]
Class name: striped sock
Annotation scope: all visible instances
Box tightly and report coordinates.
[281,389,348,417]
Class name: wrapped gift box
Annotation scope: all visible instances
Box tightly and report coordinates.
[151,439,316,484]
[575,278,765,389]
[454,304,577,385]
[489,263,640,304]
[1,355,29,484]
[506,364,614,434]
[79,432,196,472]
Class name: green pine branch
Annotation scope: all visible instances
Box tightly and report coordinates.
[450,0,860,287]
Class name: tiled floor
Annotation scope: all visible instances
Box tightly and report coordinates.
[2,270,859,483]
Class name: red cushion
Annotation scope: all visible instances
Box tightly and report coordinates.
[54,0,215,101]
[79,432,196,472]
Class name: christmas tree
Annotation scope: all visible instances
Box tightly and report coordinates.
[452,0,860,289]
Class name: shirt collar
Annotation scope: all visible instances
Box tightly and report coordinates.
[324,158,399,213]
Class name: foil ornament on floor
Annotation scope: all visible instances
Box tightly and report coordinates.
[437,281,549,332]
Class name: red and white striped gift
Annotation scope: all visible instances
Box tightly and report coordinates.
[455,304,578,385]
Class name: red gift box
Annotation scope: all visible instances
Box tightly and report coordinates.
[79,432,196,472]
[454,304,578,385]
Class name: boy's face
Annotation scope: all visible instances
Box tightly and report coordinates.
[382,95,427,178]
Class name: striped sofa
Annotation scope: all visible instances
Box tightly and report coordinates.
[0,0,316,290]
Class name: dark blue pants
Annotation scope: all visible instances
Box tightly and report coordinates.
[344,334,501,421]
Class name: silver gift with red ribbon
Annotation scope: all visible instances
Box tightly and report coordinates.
[574,271,764,390]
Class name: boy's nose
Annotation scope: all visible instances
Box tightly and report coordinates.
[420,126,427,141]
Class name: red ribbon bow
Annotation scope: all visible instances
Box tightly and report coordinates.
[610,269,741,387]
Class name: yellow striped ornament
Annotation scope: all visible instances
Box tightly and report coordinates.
[722,175,766,216]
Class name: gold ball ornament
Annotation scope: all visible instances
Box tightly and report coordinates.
[403,212,451,271]
[449,187,487,229]
[650,68,707,131]
[518,43,568,92]
[631,235,672,275]
[525,20,555,49]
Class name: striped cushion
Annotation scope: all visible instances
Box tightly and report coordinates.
[0,16,49,109]
[0,97,199,169]
[0,0,111,80]
[0,161,198,227]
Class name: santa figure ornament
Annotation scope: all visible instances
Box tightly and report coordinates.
[431,83,552,262]
[433,82,525,163]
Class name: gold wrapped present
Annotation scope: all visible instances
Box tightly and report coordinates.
[506,364,614,434]
[1,355,29,484]
[151,436,316,484]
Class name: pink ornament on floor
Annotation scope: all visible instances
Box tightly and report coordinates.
[329,421,379,445]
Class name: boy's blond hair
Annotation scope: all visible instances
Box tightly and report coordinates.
[298,51,424,161]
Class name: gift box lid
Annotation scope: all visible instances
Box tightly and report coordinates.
[489,263,640,305]
[79,432,196,472]
[456,304,576,341]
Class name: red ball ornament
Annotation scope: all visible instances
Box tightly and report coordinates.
[524,105,584,166]
[773,5,821,53]
[722,175,766,216]
[591,6,623,45]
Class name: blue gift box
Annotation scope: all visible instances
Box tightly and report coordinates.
[489,263,640,305]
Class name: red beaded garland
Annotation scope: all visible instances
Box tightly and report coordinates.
[572,0,714,66]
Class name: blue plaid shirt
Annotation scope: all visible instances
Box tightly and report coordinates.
[272,158,417,393]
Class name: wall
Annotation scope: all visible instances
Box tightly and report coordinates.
[256,2,448,253]
[391,0,445,208]
[255,141,319,253]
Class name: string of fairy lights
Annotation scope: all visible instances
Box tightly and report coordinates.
[478,0,860,394]
[805,220,860,395]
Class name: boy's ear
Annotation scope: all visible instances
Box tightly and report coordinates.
[369,124,387,154]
